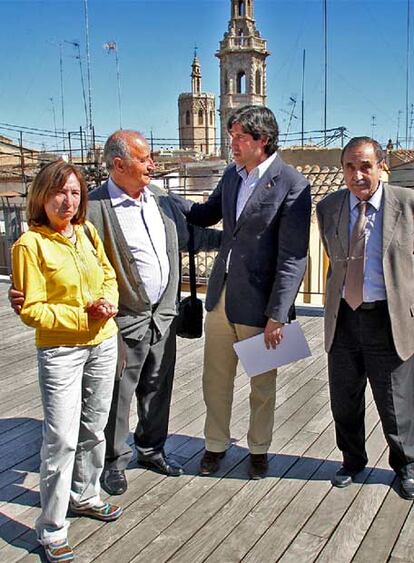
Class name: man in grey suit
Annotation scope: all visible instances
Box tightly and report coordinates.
[316,136,414,499]
[174,105,311,479]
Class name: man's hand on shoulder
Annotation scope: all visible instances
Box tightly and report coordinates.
[264,319,284,350]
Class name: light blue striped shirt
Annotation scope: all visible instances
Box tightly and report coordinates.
[108,178,170,305]
[348,183,386,302]
[236,151,277,220]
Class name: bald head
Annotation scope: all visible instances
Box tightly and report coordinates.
[103,129,155,197]
[103,130,147,171]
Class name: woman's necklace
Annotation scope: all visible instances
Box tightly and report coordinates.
[62,226,76,243]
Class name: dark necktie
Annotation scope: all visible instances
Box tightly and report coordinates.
[344,200,367,310]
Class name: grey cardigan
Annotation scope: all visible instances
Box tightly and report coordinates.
[88,181,220,340]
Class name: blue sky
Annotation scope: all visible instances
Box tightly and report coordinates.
[0,0,412,152]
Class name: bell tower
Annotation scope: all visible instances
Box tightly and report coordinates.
[178,51,216,156]
[216,0,270,160]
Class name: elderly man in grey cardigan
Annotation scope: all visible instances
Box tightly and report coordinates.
[90,130,220,495]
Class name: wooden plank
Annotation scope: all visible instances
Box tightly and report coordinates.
[352,490,411,563]
[389,505,414,562]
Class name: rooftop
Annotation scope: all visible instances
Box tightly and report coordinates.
[1,281,413,562]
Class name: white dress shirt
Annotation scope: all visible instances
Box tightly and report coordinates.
[108,178,170,304]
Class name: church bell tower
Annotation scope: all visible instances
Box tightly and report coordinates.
[178,52,216,156]
[216,0,270,160]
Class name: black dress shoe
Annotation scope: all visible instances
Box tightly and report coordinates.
[331,466,364,488]
[200,450,226,475]
[137,452,184,476]
[101,469,127,495]
[399,478,414,500]
[249,454,268,480]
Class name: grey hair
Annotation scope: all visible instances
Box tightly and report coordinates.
[103,130,140,170]
[341,136,385,165]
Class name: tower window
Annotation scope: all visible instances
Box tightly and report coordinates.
[198,109,204,125]
[255,70,261,94]
[185,110,190,126]
[210,110,213,125]
[238,0,245,17]
[236,71,246,94]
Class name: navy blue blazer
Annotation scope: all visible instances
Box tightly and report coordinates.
[180,154,311,327]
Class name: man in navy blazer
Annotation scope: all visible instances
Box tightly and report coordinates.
[175,105,311,478]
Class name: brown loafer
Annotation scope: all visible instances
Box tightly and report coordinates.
[249,453,268,480]
[200,450,226,475]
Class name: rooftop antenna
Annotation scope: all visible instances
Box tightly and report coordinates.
[371,115,376,139]
[47,40,66,151]
[104,40,123,129]
[396,109,403,147]
[49,97,59,152]
[323,0,328,146]
[301,49,306,148]
[83,0,94,148]
[405,0,411,148]
[65,40,89,132]
[283,96,298,145]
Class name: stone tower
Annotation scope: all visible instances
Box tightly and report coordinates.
[216,0,270,160]
[178,53,216,156]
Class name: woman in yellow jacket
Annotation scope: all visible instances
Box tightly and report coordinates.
[12,161,122,563]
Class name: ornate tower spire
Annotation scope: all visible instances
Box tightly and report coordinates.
[216,0,270,160]
[191,48,201,95]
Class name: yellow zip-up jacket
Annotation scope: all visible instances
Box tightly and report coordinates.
[12,221,118,348]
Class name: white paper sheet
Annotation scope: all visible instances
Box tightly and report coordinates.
[233,321,312,377]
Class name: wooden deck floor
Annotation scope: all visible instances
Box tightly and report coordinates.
[1,278,413,563]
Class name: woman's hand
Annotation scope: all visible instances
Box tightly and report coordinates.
[86,298,118,320]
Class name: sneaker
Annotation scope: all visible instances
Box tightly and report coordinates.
[70,502,123,522]
[44,539,74,562]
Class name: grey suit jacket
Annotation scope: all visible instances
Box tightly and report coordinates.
[174,155,311,327]
[316,183,414,361]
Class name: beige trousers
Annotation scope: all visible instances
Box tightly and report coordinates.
[203,287,277,454]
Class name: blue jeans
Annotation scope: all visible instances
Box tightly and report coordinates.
[35,334,117,545]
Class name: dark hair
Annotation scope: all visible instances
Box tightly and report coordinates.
[27,160,88,227]
[341,136,384,165]
[227,105,279,155]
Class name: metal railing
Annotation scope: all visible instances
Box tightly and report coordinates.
[0,187,327,306]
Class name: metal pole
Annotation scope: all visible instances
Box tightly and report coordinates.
[115,48,122,129]
[323,0,328,147]
[68,132,72,162]
[59,42,66,151]
[80,126,84,162]
[301,49,305,148]
[49,97,58,152]
[19,131,27,197]
[84,0,94,144]
[405,0,411,148]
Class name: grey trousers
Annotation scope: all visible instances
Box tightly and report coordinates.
[104,320,176,469]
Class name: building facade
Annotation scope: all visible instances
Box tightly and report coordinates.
[216,0,270,160]
[178,54,216,156]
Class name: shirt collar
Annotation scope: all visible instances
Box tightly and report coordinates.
[349,182,383,212]
[236,151,277,182]
[108,177,152,207]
